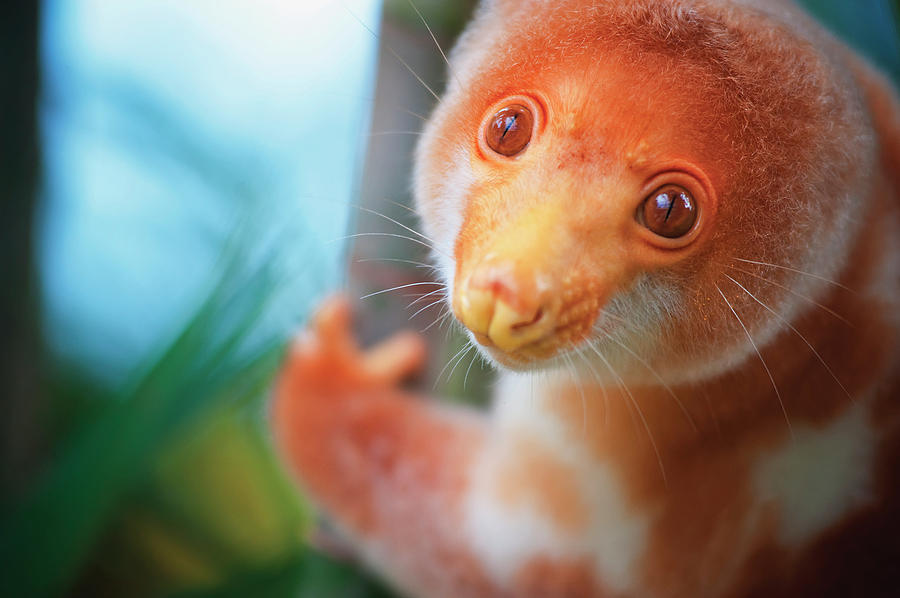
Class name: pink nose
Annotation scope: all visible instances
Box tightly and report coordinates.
[455,261,557,353]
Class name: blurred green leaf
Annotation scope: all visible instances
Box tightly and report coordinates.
[0,236,310,597]
[168,548,396,598]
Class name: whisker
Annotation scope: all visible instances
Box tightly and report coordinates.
[407,287,445,309]
[334,232,437,254]
[360,281,444,300]
[434,343,471,390]
[370,130,424,138]
[407,0,464,91]
[562,351,588,437]
[724,274,852,402]
[402,108,428,122]
[441,311,459,337]
[409,296,448,321]
[356,257,435,270]
[463,350,480,392]
[574,348,611,435]
[447,343,477,385]
[587,340,667,486]
[440,343,476,389]
[379,197,419,218]
[386,48,441,102]
[597,307,631,326]
[733,258,855,293]
[605,335,697,433]
[354,205,441,252]
[577,348,610,428]
[421,306,453,333]
[343,3,442,103]
[716,284,793,438]
[728,265,853,327]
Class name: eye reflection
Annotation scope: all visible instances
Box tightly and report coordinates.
[484,104,534,157]
[641,185,697,239]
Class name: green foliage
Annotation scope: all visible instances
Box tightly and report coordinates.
[0,241,315,597]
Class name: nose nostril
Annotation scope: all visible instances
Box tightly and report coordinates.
[510,307,544,330]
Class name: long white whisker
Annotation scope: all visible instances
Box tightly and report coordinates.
[463,350,480,392]
[360,281,444,300]
[605,335,697,432]
[441,311,459,338]
[422,306,453,333]
[597,307,631,326]
[357,257,435,270]
[724,274,852,402]
[379,197,419,217]
[587,340,667,486]
[716,284,793,437]
[407,0,464,91]
[562,351,588,437]
[729,264,853,327]
[370,130,424,138]
[576,348,610,435]
[733,258,855,293]
[443,343,476,389]
[356,205,437,247]
[334,232,436,254]
[386,47,441,102]
[448,344,477,384]
[402,108,428,122]
[407,287,446,309]
[343,3,441,103]
[409,296,447,321]
[434,343,471,390]
[577,347,610,428]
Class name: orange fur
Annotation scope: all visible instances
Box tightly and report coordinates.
[275,1,900,596]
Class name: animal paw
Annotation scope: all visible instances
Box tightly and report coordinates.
[277,295,427,398]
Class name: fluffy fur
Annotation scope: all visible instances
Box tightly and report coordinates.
[274,1,900,596]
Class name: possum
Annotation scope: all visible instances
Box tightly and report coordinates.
[273,0,900,596]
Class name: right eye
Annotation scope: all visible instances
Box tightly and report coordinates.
[639,184,698,239]
[484,104,534,157]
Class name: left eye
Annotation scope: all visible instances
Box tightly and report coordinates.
[484,104,534,157]
[640,185,698,238]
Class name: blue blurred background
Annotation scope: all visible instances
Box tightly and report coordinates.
[40,0,381,384]
[0,1,897,597]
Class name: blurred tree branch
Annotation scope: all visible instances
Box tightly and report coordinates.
[0,0,42,497]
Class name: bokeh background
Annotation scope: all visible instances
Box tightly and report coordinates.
[1,1,897,596]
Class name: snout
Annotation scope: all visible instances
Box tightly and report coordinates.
[451,202,604,365]
[456,260,558,354]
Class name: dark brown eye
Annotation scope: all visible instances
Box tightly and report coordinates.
[641,185,698,238]
[484,104,534,157]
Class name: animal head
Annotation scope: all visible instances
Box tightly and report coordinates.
[413,0,872,383]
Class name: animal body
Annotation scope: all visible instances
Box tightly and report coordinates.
[273,0,900,596]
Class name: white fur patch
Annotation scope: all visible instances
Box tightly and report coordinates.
[463,372,650,593]
[753,402,877,545]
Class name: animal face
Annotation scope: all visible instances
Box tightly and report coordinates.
[414,0,870,383]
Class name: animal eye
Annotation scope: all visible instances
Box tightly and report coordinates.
[640,185,698,238]
[484,104,534,157]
